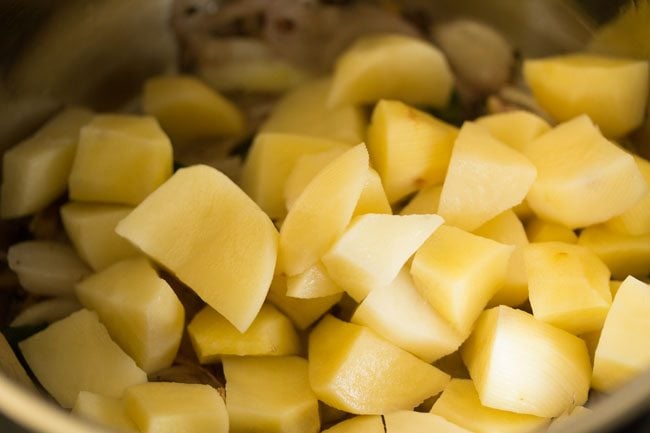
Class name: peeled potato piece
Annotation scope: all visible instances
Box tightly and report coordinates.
[72,391,138,433]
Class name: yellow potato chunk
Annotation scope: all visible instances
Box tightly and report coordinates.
[474,210,529,307]
[328,34,453,108]
[384,410,472,433]
[124,382,228,433]
[19,309,147,408]
[1,107,93,218]
[524,242,612,335]
[266,275,342,330]
[577,224,650,279]
[223,356,319,433]
[241,132,349,219]
[461,306,591,418]
[522,115,647,228]
[352,168,392,217]
[438,122,537,231]
[261,78,366,145]
[605,156,650,235]
[322,416,383,433]
[592,276,650,392]
[351,269,463,363]
[68,115,173,205]
[60,202,139,271]
[400,184,442,215]
[366,100,458,203]
[475,110,551,152]
[72,391,138,433]
[308,315,450,414]
[187,304,300,363]
[286,262,343,298]
[10,297,81,327]
[323,213,443,302]
[75,257,184,373]
[410,225,514,335]
[279,144,369,277]
[116,165,278,332]
[430,379,550,433]
[142,75,245,144]
[524,53,648,137]
[526,217,578,244]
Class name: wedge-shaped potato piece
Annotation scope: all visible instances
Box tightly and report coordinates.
[309,315,450,414]
[19,309,146,408]
[72,391,138,433]
[605,156,650,235]
[351,270,463,363]
[322,416,383,433]
[430,379,550,433]
[1,108,93,218]
[124,382,228,433]
[7,240,90,296]
[400,184,442,215]
[438,122,537,231]
[526,217,578,244]
[241,132,349,219]
[11,297,81,327]
[522,115,647,228]
[223,356,319,433]
[385,410,472,433]
[475,110,551,152]
[474,210,529,307]
[279,144,368,277]
[188,304,299,363]
[352,169,392,217]
[461,306,591,418]
[524,54,648,137]
[61,202,139,271]
[142,75,245,144]
[328,34,453,108]
[577,225,650,279]
[286,262,343,298]
[592,276,650,392]
[68,115,173,205]
[411,225,514,335]
[266,275,342,330]
[323,213,443,302]
[524,242,612,335]
[366,100,458,203]
[116,165,278,332]
[261,78,366,145]
[75,257,184,373]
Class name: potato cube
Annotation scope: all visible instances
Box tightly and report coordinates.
[384,410,473,433]
[526,218,578,244]
[522,115,647,228]
[72,391,137,433]
[1,108,93,218]
[328,34,453,108]
[19,309,147,408]
[188,304,300,363]
[75,257,184,373]
[309,315,449,414]
[438,122,537,231]
[366,100,457,203]
[116,165,278,333]
[142,75,245,144]
[461,306,591,418]
[524,242,612,335]
[430,379,550,433]
[286,262,343,298]
[475,110,551,151]
[352,169,392,216]
[524,53,648,137]
[10,297,81,327]
[124,382,228,433]
[61,202,139,270]
[351,269,463,363]
[322,213,443,302]
[223,356,319,433]
[592,276,650,392]
[410,225,513,335]
[68,115,173,205]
